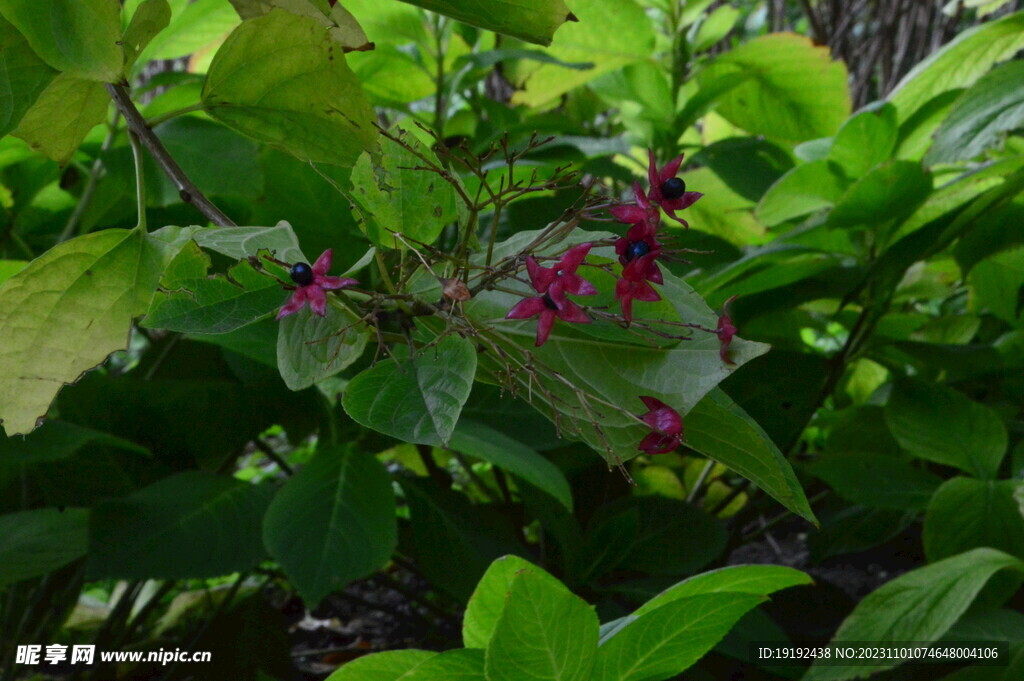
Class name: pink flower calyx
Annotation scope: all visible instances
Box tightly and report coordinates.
[277,249,357,320]
[638,395,683,454]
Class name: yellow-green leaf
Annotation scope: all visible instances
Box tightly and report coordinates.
[202,9,377,167]
[0,228,184,436]
[0,0,123,83]
[12,74,108,165]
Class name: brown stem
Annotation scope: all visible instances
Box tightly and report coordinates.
[105,84,236,227]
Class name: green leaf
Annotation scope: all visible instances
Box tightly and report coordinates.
[463,555,565,649]
[828,104,898,178]
[828,161,932,229]
[202,10,376,167]
[343,335,477,447]
[699,33,851,144]
[632,564,812,618]
[755,159,848,227]
[885,378,1008,479]
[485,570,599,681]
[0,17,58,138]
[0,0,122,82]
[227,0,372,52]
[925,477,1024,563]
[691,5,740,52]
[403,649,485,681]
[511,0,655,108]
[594,593,764,681]
[123,0,171,72]
[348,134,459,249]
[325,650,437,681]
[0,508,88,585]
[87,471,273,579]
[11,74,108,165]
[191,223,306,263]
[397,0,572,46]
[263,447,396,605]
[809,452,941,511]
[887,10,1024,124]
[400,478,523,602]
[927,61,1024,164]
[0,228,185,436]
[144,260,287,335]
[449,420,573,511]
[690,137,794,204]
[349,46,436,106]
[686,389,816,523]
[597,497,726,576]
[969,246,1024,324]
[809,504,916,562]
[839,165,936,236]
[138,0,240,62]
[276,302,369,391]
[805,548,1024,681]
[152,117,263,203]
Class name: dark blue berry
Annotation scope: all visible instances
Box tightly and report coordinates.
[289,262,314,286]
[625,240,651,262]
[542,293,559,310]
[661,177,686,200]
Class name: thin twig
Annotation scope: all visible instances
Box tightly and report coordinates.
[105,83,236,227]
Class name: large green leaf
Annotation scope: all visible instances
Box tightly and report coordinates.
[0,17,58,137]
[699,33,850,144]
[511,0,655,107]
[348,134,459,249]
[87,471,273,579]
[827,161,932,229]
[0,0,123,82]
[343,335,477,447]
[263,447,396,605]
[808,452,941,511]
[927,61,1024,164]
[277,302,370,390]
[202,9,376,167]
[325,650,438,681]
[0,508,88,585]
[227,0,372,52]
[398,0,572,46]
[755,159,848,227]
[449,420,573,511]
[0,227,186,436]
[887,10,1024,124]
[123,0,172,72]
[805,548,1024,681]
[969,246,1024,324]
[686,389,815,523]
[403,650,485,681]
[463,555,566,649]
[885,378,1008,479]
[138,0,240,62]
[925,477,1024,562]
[11,74,108,165]
[485,569,599,681]
[191,223,306,263]
[400,478,523,602]
[144,259,288,334]
[632,564,811,618]
[828,104,898,179]
[594,593,764,681]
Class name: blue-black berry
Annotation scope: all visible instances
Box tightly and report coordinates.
[661,177,686,200]
[289,262,314,286]
[626,240,651,262]
[542,292,559,310]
